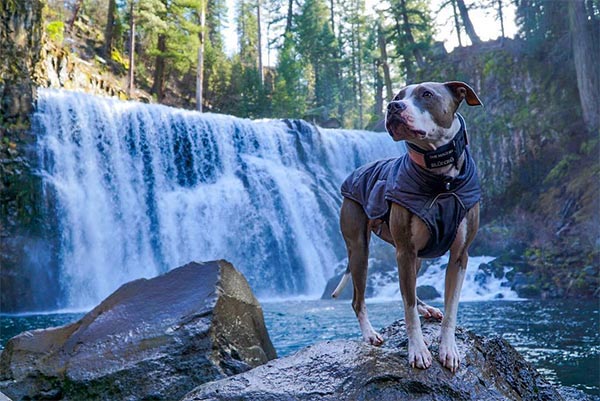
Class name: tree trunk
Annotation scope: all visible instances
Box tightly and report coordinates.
[257,0,264,85]
[128,0,135,98]
[568,0,600,133]
[196,1,206,112]
[497,0,505,39]
[374,61,384,118]
[103,0,116,58]
[377,21,393,101]
[356,1,363,128]
[67,0,84,32]
[285,0,293,34]
[399,0,425,70]
[152,34,167,102]
[329,0,335,35]
[451,0,463,47]
[456,0,481,44]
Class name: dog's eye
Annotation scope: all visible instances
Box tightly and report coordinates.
[422,91,433,98]
[393,94,401,101]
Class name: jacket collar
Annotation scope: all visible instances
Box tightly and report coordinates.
[406,114,468,170]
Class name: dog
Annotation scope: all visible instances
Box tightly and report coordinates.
[332,81,483,372]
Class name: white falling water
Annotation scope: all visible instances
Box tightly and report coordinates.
[35,89,406,308]
[369,255,521,302]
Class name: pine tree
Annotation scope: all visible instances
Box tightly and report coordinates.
[296,0,339,116]
[273,33,308,117]
[385,0,434,82]
[228,0,267,117]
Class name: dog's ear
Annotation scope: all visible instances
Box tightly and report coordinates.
[444,81,483,107]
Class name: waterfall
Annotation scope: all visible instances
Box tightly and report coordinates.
[35,89,405,308]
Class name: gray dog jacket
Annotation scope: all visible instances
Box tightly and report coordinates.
[340,148,481,258]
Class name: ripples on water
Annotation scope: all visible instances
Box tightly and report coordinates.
[1,300,598,396]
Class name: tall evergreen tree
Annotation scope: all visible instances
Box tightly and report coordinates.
[146,0,202,102]
[296,0,339,115]
[273,33,308,117]
[567,0,599,133]
[103,0,117,58]
[385,0,433,82]
[228,0,267,117]
[202,0,231,112]
[196,0,206,111]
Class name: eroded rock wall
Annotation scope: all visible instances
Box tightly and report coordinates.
[0,0,59,312]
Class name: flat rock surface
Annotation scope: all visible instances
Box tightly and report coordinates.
[0,260,276,401]
[183,319,563,401]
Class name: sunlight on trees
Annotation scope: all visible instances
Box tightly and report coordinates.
[49,0,597,130]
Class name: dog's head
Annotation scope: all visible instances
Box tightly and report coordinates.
[385,81,482,145]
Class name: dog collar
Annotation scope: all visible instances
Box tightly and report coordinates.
[406,114,469,170]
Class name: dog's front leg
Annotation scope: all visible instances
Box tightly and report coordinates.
[439,249,467,373]
[439,205,479,372]
[389,204,432,369]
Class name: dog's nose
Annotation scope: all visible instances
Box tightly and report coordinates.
[387,101,406,113]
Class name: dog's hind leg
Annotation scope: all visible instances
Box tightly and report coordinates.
[415,259,444,320]
[417,298,443,320]
[340,198,383,346]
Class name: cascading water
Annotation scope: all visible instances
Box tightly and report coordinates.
[35,89,406,308]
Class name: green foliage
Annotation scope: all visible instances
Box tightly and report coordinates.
[41,0,440,127]
[543,155,581,185]
[295,0,339,111]
[273,34,308,118]
[46,20,64,43]
[580,138,599,156]
[111,48,128,69]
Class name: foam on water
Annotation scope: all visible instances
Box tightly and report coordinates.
[369,255,521,302]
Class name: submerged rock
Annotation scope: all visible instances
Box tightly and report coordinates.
[0,260,276,401]
[183,319,563,401]
[416,285,441,300]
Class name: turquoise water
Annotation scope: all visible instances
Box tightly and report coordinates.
[263,299,599,396]
[1,300,598,396]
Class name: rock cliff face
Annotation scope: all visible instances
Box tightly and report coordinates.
[418,39,598,298]
[0,0,129,313]
[40,41,127,99]
[0,0,58,312]
[182,319,563,401]
[0,260,277,401]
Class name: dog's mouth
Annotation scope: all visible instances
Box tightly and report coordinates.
[385,115,426,141]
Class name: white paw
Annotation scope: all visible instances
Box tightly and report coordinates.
[408,339,432,369]
[439,339,461,373]
[417,304,444,320]
[362,329,384,346]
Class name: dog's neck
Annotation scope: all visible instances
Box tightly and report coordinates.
[405,115,466,178]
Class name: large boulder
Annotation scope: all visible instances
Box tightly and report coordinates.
[0,260,276,401]
[182,319,563,401]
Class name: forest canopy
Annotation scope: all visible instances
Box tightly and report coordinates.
[44,0,599,131]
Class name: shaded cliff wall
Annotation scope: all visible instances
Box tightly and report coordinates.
[418,39,598,297]
[1,1,129,312]
[0,0,61,311]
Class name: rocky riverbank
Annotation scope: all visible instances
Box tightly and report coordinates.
[2,260,589,401]
[0,261,276,401]
[183,319,569,401]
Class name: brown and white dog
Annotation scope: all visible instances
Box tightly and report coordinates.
[333,81,483,372]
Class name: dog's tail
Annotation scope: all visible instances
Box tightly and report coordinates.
[331,266,351,298]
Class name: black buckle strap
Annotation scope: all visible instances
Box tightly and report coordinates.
[407,114,468,169]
